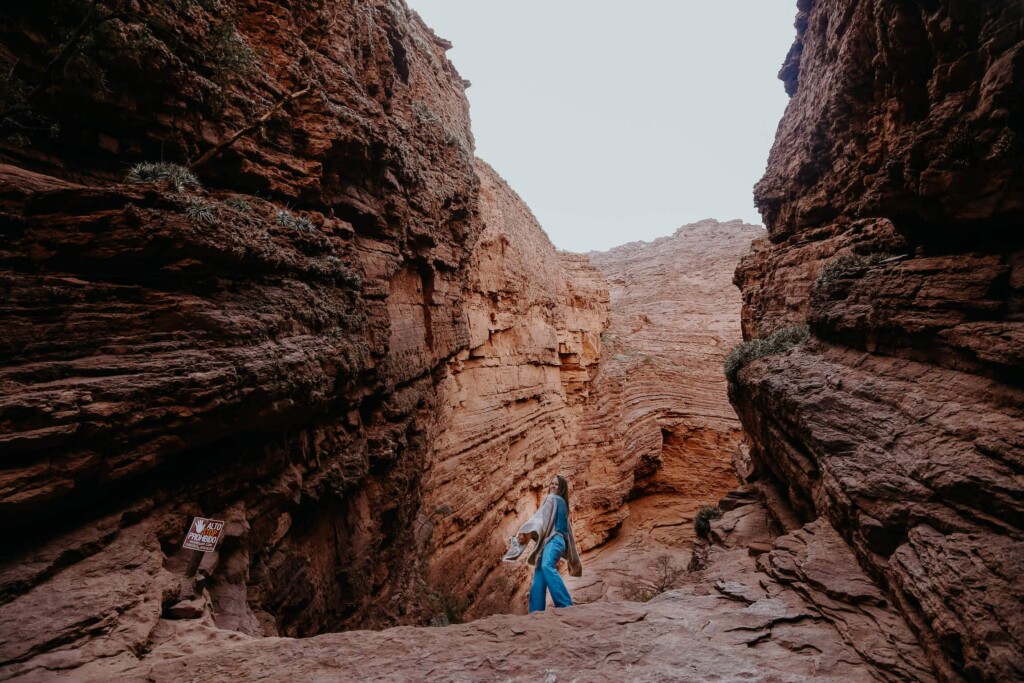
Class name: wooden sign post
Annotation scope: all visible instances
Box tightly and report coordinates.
[182,517,225,578]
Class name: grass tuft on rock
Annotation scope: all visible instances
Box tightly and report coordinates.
[183,196,217,224]
[694,506,723,538]
[276,208,315,233]
[724,325,809,383]
[223,195,253,213]
[126,161,200,193]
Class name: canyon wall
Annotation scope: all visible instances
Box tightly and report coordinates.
[731,1,1024,680]
[563,219,765,602]
[419,160,608,619]
[0,0,609,675]
[0,2,832,676]
[0,0,478,651]
[0,2,758,672]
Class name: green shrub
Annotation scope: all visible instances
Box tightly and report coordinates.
[205,20,259,112]
[694,506,723,538]
[724,325,808,383]
[127,161,200,193]
[324,255,362,288]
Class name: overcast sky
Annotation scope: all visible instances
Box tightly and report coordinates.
[406,1,796,252]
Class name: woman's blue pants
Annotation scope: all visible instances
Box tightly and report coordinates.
[528,534,573,612]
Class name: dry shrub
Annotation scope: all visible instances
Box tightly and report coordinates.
[724,325,808,383]
[619,554,686,602]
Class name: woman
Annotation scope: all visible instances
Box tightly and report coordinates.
[509,474,582,612]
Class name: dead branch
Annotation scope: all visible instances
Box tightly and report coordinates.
[0,0,128,120]
[189,2,339,170]
[189,79,315,169]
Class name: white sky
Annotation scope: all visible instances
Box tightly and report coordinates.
[406,1,796,252]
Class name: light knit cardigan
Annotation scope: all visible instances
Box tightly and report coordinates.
[517,493,582,577]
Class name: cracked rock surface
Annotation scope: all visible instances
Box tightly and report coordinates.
[28,492,931,682]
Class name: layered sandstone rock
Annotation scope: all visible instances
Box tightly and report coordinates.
[731,1,1024,680]
[419,160,608,619]
[0,0,598,675]
[2,0,1003,680]
[0,2,616,677]
[563,219,765,602]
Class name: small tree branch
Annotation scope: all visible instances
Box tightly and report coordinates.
[189,81,315,169]
[0,0,114,120]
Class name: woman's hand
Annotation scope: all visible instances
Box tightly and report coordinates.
[517,533,528,545]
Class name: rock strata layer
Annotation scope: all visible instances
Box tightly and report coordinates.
[0,0,610,675]
[731,1,1024,680]
[420,160,608,619]
[565,219,765,603]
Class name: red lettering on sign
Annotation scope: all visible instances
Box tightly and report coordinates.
[182,517,226,553]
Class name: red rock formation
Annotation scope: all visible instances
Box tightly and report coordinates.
[0,2,610,675]
[0,0,992,680]
[419,160,608,619]
[40,488,937,682]
[731,1,1024,680]
[0,0,487,668]
[564,219,765,601]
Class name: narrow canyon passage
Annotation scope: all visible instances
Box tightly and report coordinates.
[566,220,763,604]
[0,0,1021,680]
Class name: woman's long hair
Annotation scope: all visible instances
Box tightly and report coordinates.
[555,475,570,510]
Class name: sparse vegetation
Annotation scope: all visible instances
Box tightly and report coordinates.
[206,19,259,110]
[619,554,687,602]
[182,196,216,223]
[126,161,200,192]
[694,506,723,538]
[426,588,468,627]
[939,125,975,169]
[724,325,809,383]
[275,208,315,232]
[223,195,253,213]
[815,252,895,290]
[992,128,1018,160]
[324,255,362,288]
[412,100,440,125]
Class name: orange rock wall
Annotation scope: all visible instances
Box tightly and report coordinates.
[420,160,609,617]
[576,220,764,546]
[1,1,933,680]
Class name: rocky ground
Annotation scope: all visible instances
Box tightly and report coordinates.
[6,490,933,682]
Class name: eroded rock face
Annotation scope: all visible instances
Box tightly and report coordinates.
[565,219,765,602]
[0,0,609,674]
[732,1,1024,680]
[1,0,475,645]
[420,160,608,619]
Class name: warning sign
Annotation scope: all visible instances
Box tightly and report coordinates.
[182,517,225,553]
